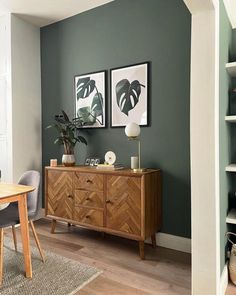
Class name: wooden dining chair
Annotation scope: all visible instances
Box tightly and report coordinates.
[0,170,45,284]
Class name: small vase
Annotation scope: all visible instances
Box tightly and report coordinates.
[62,154,75,166]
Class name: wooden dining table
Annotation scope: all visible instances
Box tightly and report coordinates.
[0,183,35,279]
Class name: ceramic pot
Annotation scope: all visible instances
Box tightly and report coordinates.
[62,154,75,166]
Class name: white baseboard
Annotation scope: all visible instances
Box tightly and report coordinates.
[146,232,191,253]
[220,264,228,295]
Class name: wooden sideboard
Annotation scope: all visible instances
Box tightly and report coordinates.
[45,166,162,259]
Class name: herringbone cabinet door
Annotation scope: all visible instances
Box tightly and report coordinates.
[47,171,73,219]
[106,176,141,235]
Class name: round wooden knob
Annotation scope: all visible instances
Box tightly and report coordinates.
[85,215,90,219]
[106,200,111,204]
[86,179,92,183]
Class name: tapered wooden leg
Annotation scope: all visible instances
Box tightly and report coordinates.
[29,221,45,263]
[151,234,157,248]
[51,219,56,234]
[18,194,32,278]
[12,225,17,251]
[0,228,4,285]
[139,241,145,259]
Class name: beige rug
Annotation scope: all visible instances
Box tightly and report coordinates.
[0,237,101,295]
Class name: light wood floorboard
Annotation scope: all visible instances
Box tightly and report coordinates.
[226,282,236,294]
[5,219,191,295]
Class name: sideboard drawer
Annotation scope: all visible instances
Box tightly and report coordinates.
[74,207,103,227]
[74,190,104,208]
[74,172,104,192]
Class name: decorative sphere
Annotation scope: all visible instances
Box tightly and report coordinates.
[125,122,140,138]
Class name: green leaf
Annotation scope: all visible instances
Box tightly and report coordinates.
[46,123,61,133]
[116,79,145,116]
[77,107,96,125]
[61,110,70,122]
[91,93,103,117]
[68,128,74,140]
[45,124,53,129]
[77,136,87,145]
[54,138,64,145]
[55,116,67,124]
[76,77,95,99]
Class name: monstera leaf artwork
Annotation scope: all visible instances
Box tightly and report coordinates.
[116,79,145,116]
[91,93,104,124]
[111,62,149,127]
[75,71,106,128]
[76,77,96,99]
[77,106,96,125]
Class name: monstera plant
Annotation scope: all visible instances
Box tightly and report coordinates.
[46,110,87,166]
[116,79,145,116]
[76,77,104,125]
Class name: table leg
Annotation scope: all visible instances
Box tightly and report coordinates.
[0,228,4,285]
[18,194,32,278]
[12,226,17,251]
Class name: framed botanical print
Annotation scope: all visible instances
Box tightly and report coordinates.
[75,70,106,128]
[110,62,149,127]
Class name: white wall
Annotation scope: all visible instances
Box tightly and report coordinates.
[191,10,218,295]
[183,0,220,294]
[11,14,42,182]
[0,14,12,182]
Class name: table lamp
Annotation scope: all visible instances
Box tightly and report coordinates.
[125,122,146,172]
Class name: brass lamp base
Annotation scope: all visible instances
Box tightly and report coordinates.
[132,168,147,173]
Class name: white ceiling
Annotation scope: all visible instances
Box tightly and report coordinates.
[0,0,114,27]
[0,0,234,29]
[224,0,236,29]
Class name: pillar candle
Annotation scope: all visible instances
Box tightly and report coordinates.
[131,156,139,169]
[50,159,58,167]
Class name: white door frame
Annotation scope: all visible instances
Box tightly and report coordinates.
[183,0,220,294]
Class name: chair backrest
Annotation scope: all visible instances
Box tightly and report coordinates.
[18,170,40,217]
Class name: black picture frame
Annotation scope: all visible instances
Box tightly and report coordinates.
[110,62,150,128]
[74,70,107,128]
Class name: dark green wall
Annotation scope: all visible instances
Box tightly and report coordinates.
[219,1,232,273]
[232,30,236,61]
[41,0,191,238]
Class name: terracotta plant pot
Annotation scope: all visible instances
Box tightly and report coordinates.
[62,154,75,166]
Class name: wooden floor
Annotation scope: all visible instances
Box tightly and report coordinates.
[226,282,236,294]
[6,219,191,295]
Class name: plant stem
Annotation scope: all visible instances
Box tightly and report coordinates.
[94,85,104,125]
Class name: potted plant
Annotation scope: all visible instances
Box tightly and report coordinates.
[46,110,87,166]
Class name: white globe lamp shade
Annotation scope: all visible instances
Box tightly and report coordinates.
[125,122,140,138]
